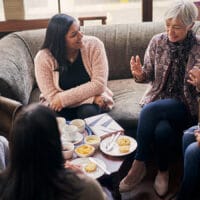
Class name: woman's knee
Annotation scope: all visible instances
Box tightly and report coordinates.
[154,120,173,143]
[140,102,158,119]
[185,142,200,163]
[183,131,196,153]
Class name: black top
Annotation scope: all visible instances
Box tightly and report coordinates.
[59,51,90,90]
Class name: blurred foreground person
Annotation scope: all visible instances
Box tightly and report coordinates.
[0,103,107,200]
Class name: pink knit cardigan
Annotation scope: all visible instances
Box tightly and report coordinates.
[34,35,114,109]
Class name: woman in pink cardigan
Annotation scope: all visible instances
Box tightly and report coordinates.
[35,14,114,120]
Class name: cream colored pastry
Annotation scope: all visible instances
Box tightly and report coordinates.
[117,137,131,146]
[119,145,130,153]
[84,162,97,172]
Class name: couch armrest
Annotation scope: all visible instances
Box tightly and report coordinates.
[0,96,22,139]
[0,33,35,104]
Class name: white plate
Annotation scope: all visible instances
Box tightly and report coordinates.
[100,135,137,156]
[71,157,106,179]
[61,132,83,145]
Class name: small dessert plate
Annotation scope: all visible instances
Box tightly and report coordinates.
[71,157,106,179]
[61,132,83,145]
[100,135,137,156]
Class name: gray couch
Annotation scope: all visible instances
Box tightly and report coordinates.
[1,22,200,134]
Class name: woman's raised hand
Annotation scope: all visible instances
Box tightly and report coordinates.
[130,55,143,77]
[187,67,200,88]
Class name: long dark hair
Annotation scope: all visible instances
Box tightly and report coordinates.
[0,103,83,200]
[42,14,76,66]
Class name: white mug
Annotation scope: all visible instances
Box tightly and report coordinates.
[56,117,66,134]
[62,141,74,160]
[70,119,85,133]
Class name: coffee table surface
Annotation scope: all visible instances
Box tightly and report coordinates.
[93,150,124,174]
[70,130,125,174]
[71,146,124,174]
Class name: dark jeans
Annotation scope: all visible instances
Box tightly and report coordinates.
[177,126,200,200]
[57,103,101,120]
[135,98,191,171]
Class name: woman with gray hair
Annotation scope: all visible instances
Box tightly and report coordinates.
[119,0,200,197]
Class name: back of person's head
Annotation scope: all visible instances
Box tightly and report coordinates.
[164,0,198,26]
[10,103,63,173]
[0,103,83,200]
[42,13,76,66]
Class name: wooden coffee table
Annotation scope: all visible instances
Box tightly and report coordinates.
[72,142,124,175]
[70,130,136,200]
[70,144,125,199]
[72,130,125,174]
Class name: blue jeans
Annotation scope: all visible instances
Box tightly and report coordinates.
[177,126,200,200]
[135,98,191,171]
[57,104,101,120]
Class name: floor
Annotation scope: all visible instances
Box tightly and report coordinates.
[120,159,182,200]
[112,147,183,200]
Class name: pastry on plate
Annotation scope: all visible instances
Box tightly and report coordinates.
[119,145,130,153]
[117,136,131,146]
[84,161,97,172]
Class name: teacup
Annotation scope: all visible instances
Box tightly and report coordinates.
[62,124,78,142]
[70,119,85,133]
[62,141,74,160]
[56,117,66,134]
[84,135,101,150]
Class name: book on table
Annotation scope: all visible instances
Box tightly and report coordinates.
[84,113,124,138]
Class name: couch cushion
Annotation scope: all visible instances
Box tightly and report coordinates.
[82,22,165,80]
[108,79,148,130]
[28,87,40,103]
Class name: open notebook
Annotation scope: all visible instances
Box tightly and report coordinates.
[84,113,124,138]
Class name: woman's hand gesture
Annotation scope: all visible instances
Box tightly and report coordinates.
[130,55,143,77]
[187,67,200,88]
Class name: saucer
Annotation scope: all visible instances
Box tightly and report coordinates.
[61,132,83,145]
[71,157,106,179]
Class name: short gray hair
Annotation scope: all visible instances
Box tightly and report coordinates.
[164,0,198,26]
